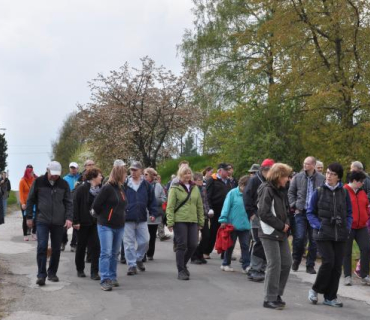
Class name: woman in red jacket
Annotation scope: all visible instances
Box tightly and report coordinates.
[343,171,370,286]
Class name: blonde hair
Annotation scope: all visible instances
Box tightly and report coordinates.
[177,165,192,181]
[266,163,292,186]
[108,165,127,185]
[144,167,157,180]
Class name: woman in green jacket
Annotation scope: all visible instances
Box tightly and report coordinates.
[166,165,204,280]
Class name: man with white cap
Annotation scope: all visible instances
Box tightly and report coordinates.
[26,161,73,286]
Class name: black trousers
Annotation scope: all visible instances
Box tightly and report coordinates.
[192,218,210,260]
[343,227,370,278]
[312,240,346,300]
[22,209,36,236]
[174,222,198,272]
[75,225,100,275]
[62,228,78,246]
[205,211,221,255]
[147,224,159,258]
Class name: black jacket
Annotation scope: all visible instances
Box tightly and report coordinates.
[243,171,266,219]
[26,174,73,226]
[206,175,232,213]
[73,182,97,226]
[92,183,126,229]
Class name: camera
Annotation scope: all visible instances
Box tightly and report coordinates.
[330,216,342,227]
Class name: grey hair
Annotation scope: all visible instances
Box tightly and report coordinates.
[113,159,126,167]
[316,160,323,167]
[351,161,364,170]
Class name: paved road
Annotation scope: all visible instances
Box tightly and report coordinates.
[1,210,370,320]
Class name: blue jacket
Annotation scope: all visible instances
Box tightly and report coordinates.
[219,188,251,231]
[124,177,158,222]
[63,173,81,191]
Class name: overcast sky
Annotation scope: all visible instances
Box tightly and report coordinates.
[0,0,194,189]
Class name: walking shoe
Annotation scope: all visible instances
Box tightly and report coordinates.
[308,289,318,304]
[147,256,154,261]
[263,301,284,310]
[250,271,265,282]
[77,271,86,278]
[203,254,211,259]
[323,299,343,307]
[142,255,147,262]
[306,266,317,274]
[242,268,248,274]
[110,279,120,287]
[200,258,208,264]
[191,259,203,265]
[120,257,126,264]
[277,295,286,307]
[70,245,76,252]
[24,236,29,241]
[100,280,112,291]
[31,234,37,241]
[91,274,101,281]
[344,276,352,286]
[136,261,146,272]
[127,266,137,275]
[47,275,59,282]
[354,269,361,279]
[220,265,234,272]
[36,277,46,286]
[160,235,171,241]
[60,243,65,251]
[361,276,370,285]
[292,260,299,271]
[178,270,189,280]
[246,268,254,278]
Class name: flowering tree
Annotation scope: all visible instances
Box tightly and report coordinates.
[78,57,196,169]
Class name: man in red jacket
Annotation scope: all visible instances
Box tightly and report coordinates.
[343,171,370,286]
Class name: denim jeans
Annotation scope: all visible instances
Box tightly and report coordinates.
[98,225,125,283]
[36,222,64,278]
[123,222,149,267]
[222,229,250,270]
[2,199,7,217]
[293,212,317,267]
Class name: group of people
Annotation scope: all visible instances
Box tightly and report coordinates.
[18,156,370,310]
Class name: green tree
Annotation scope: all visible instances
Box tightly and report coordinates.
[0,133,8,171]
[181,134,198,157]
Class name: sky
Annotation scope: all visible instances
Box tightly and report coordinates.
[0,0,194,190]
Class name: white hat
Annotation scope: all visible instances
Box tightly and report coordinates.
[113,159,126,167]
[47,161,62,176]
[69,162,79,169]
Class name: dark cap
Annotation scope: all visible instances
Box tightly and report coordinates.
[248,164,260,173]
[218,163,229,170]
[129,161,143,170]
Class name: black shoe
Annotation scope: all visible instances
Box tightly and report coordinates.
[137,261,146,272]
[250,271,265,282]
[91,274,101,280]
[60,243,66,251]
[120,258,127,264]
[147,256,154,261]
[36,277,46,286]
[142,255,147,263]
[277,295,286,307]
[306,266,317,274]
[200,258,207,264]
[183,266,190,277]
[127,266,137,275]
[191,259,203,265]
[178,270,189,280]
[263,301,284,310]
[86,257,92,263]
[292,260,300,271]
[77,271,86,278]
[47,274,59,282]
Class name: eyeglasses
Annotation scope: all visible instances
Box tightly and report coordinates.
[326,171,338,177]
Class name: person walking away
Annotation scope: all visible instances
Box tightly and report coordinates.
[166,166,204,280]
[288,156,325,274]
[73,167,103,280]
[307,162,352,307]
[26,161,73,286]
[204,163,232,259]
[92,160,127,291]
[219,175,251,273]
[243,159,275,282]
[258,163,292,310]
[19,164,37,241]
[0,171,11,217]
[343,171,370,286]
[123,161,158,275]
[62,162,81,252]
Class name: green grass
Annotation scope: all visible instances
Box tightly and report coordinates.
[7,191,17,206]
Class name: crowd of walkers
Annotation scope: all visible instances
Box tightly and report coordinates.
[17,156,370,309]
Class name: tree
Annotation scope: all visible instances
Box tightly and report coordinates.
[181,134,198,157]
[78,57,196,169]
[0,133,8,171]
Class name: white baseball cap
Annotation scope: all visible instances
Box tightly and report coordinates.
[69,162,79,169]
[47,161,62,176]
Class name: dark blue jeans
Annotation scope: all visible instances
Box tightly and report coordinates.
[222,229,250,270]
[36,222,64,278]
[292,212,317,267]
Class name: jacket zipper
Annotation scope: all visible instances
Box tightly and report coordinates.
[333,191,337,241]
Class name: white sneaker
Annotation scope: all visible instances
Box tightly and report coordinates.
[221,265,234,272]
[361,276,370,285]
[344,276,352,286]
[31,234,37,241]
[308,289,318,304]
[24,236,29,241]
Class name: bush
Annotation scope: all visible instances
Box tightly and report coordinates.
[7,190,17,206]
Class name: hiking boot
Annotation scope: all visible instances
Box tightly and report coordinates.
[60,243,65,251]
[91,274,101,281]
[263,301,284,310]
[277,295,286,307]
[220,265,234,272]
[292,260,299,271]
[77,271,86,278]
[361,276,370,285]
[100,280,112,291]
[323,299,343,307]
[47,274,59,282]
[110,279,120,287]
[306,266,317,274]
[136,261,146,272]
[127,266,137,275]
[160,235,171,241]
[344,276,352,286]
[191,259,203,265]
[36,277,46,286]
[178,270,189,280]
[308,289,318,304]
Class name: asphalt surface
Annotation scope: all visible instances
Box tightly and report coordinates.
[1,210,370,320]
